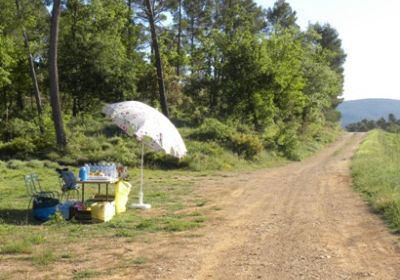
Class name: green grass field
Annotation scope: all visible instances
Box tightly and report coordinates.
[0,162,214,272]
[351,130,400,232]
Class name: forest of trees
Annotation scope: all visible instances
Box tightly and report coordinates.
[0,0,346,162]
[346,114,400,133]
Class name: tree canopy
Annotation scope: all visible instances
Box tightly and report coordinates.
[0,0,347,159]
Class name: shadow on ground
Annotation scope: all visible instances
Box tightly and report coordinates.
[0,209,42,225]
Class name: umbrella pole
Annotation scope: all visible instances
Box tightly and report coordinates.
[130,141,151,209]
[139,141,144,204]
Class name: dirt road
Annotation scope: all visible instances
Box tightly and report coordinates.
[126,133,400,280]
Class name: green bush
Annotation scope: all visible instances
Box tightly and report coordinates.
[230,133,263,159]
[43,160,60,169]
[189,118,235,143]
[0,118,37,139]
[101,142,113,151]
[275,124,301,161]
[6,159,25,169]
[109,136,123,145]
[144,152,185,169]
[26,159,44,168]
[189,119,263,159]
[0,137,36,159]
[183,141,236,171]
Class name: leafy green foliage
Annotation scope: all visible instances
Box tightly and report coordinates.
[266,0,298,31]
[0,28,15,88]
[59,0,137,115]
[0,0,345,166]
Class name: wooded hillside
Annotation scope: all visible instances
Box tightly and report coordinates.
[0,0,346,164]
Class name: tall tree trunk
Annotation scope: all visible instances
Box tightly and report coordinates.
[15,0,44,134]
[49,0,67,147]
[144,0,169,118]
[176,0,182,76]
[72,97,78,117]
[189,11,196,73]
[127,0,132,56]
[247,88,260,131]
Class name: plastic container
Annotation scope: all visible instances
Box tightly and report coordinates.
[84,164,90,176]
[57,200,77,220]
[91,201,115,222]
[79,166,88,181]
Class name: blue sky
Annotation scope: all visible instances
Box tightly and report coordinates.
[255,0,400,101]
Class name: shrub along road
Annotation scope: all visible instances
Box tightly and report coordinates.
[126,133,400,279]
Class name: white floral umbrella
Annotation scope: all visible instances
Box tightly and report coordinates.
[103,101,187,209]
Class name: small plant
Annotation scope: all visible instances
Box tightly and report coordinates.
[73,270,102,279]
[61,253,72,259]
[195,200,207,207]
[132,256,147,265]
[114,230,135,238]
[45,212,66,225]
[28,234,46,245]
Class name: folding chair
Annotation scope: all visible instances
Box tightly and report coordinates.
[56,168,80,201]
[24,173,58,210]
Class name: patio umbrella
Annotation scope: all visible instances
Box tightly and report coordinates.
[103,101,187,209]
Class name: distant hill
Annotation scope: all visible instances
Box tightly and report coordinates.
[337,98,400,127]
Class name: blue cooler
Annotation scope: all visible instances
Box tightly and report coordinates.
[33,197,59,221]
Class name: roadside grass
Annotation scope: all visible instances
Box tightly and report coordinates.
[296,124,342,160]
[0,239,33,254]
[351,130,400,232]
[31,248,57,266]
